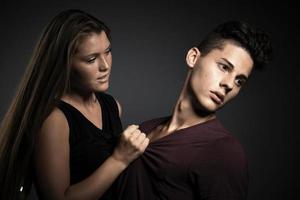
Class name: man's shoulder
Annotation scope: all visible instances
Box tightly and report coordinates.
[213,134,245,154]
[206,119,245,154]
[189,133,247,174]
[190,119,247,165]
[201,119,245,157]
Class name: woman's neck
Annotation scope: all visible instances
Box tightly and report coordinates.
[61,89,98,109]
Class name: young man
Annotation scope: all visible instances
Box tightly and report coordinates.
[115,21,272,199]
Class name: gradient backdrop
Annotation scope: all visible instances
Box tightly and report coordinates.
[0,0,297,199]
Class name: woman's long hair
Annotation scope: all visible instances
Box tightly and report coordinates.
[0,9,110,199]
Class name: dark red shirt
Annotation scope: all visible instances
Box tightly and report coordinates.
[115,117,248,200]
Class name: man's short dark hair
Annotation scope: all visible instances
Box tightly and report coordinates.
[197,21,272,69]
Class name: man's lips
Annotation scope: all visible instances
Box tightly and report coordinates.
[210,91,225,104]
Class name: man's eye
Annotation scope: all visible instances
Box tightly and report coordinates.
[235,79,245,87]
[218,63,230,71]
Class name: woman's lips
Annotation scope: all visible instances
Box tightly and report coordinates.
[97,74,109,82]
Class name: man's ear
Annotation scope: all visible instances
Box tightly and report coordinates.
[186,47,201,68]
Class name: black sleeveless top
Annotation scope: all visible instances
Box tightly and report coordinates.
[57,92,122,200]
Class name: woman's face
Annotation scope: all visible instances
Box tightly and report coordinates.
[70,31,112,92]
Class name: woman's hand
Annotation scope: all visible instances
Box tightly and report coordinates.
[111,125,149,166]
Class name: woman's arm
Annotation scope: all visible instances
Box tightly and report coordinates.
[35,108,148,200]
[115,99,122,117]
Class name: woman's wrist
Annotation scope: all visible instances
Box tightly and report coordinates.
[109,152,129,170]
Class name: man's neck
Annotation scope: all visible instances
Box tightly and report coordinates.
[164,73,216,133]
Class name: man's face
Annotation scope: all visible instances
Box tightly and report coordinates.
[188,42,253,113]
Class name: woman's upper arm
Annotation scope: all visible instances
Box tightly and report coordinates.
[115,100,122,117]
[34,108,70,199]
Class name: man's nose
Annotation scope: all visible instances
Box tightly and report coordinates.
[220,76,234,94]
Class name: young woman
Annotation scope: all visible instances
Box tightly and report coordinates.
[0,9,149,199]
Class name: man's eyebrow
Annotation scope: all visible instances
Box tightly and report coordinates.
[221,58,249,81]
[221,58,234,69]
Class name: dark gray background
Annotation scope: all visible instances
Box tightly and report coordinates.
[0,0,297,199]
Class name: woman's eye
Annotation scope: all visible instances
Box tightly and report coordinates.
[105,48,112,55]
[87,57,96,63]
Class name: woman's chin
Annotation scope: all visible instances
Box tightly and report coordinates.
[96,82,109,92]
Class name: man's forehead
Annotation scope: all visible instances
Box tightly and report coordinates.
[212,43,254,75]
